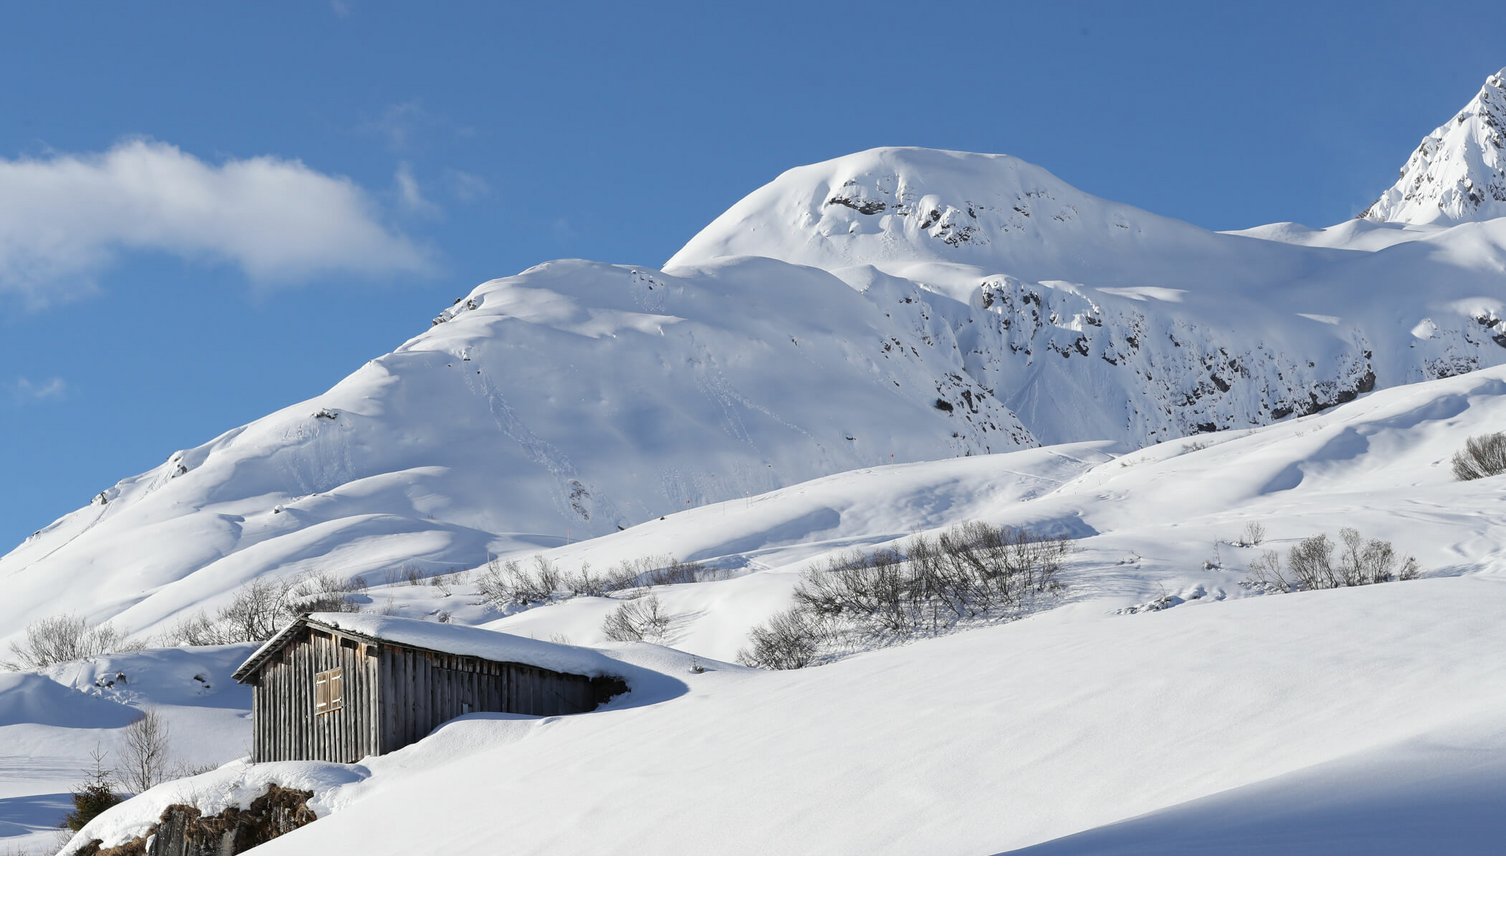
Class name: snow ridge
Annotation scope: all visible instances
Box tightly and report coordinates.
[1362,68,1506,224]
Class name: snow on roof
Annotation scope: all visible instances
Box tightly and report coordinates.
[233,613,621,683]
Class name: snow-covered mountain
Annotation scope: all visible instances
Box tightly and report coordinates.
[1362,67,1506,224]
[5,69,1506,663]
[9,58,1506,848]
[34,360,1506,855]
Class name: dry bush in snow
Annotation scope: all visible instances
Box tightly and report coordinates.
[1239,520,1266,547]
[737,608,826,670]
[1247,528,1419,593]
[740,521,1072,669]
[1452,432,1506,481]
[160,570,365,647]
[478,553,718,610]
[4,615,138,670]
[117,708,172,795]
[285,571,363,617]
[476,556,563,607]
[600,596,677,643]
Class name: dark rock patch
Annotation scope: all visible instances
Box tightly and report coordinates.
[74,784,317,856]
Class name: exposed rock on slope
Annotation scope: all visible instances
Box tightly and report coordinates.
[1362,68,1506,224]
[73,784,316,856]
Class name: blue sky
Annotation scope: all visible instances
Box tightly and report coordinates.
[1,0,1502,550]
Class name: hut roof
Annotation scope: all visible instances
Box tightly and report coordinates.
[232,613,618,684]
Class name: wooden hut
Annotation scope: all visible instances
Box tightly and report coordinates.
[232,613,626,764]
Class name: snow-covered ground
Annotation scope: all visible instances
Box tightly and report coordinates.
[19,361,1506,854]
[251,583,1506,855]
[0,645,251,854]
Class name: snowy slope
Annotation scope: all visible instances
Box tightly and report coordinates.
[245,583,1506,855]
[214,364,1506,855]
[0,645,252,854]
[45,362,1506,855]
[470,363,1506,663]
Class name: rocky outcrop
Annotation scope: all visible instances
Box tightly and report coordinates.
[1362,68,1506,224]
[73,784,316,856]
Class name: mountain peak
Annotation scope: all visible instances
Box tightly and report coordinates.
[1361,68,1506,225]
[665,147,1207,281]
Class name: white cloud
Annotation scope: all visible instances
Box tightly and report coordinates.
[9,376,67,403]
[395,162,439,217]
[0,140,429,304]
[367,101,425,153]
[445,169,491,204]
[364,101,474,154]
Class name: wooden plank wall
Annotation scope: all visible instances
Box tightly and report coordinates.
[376,645,619,755]
[253,625,626,763]
[251,627,380,764]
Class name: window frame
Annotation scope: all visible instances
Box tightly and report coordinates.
[314,666,344,715]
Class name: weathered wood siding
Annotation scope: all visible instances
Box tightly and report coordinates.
[250,623,625,763]
[251,627,380,764]
[375,645,617,754]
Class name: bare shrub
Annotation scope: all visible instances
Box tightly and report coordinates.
[1203,542,1223,571]
[600,596,676,643]
[1337,527,1397,587]
[1360,541,1398,584]
[118,708,172,795]
[1247,550,1293,593]
[159,610,228,647]
[741,522,1072,668]
[218,577,289,643]
[601,558,649,593]
[519,557,562,599]
[647,557,711,586]
[792,523,1069,642]
[1240,520,1266,547]
[285,571,362,616]
[736,608,825,670]
[595,555,718,593]
[172,761,219,779]
[171,569,364,647]
[4,615,130,670]
[564,562,606,597]
[476,556,564,608]
[1451,432,1506,481]
[1288,534,1339,590]
[1247,529,1421,593]
[475,558,510,605]
[479,552,715,609]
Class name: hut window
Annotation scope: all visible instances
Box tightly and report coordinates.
[314,667,344,715]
